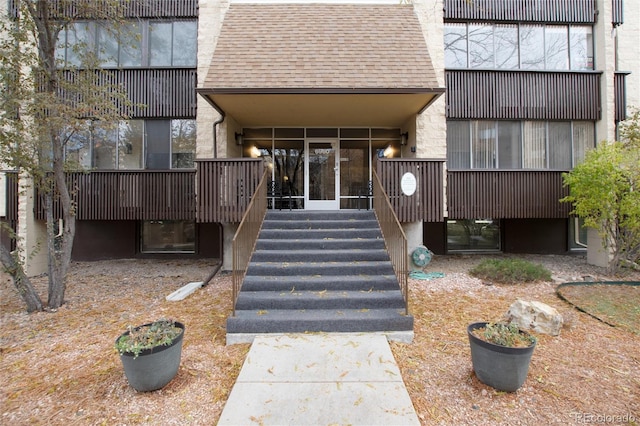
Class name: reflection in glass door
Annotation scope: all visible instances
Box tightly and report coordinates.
[305,140,339,210]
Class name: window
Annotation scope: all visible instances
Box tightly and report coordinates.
[447,120,594,170]
[447,219,501,252]
[444,23,593,71]
[171,119,196,168]
[141,220,195,253]
[57,19,196,68]
[64,119,195,170]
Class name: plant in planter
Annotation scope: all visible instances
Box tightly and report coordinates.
[115,318,185,392]
[467,321,537,392]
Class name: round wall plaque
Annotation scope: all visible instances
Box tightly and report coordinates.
[401,172,417,196]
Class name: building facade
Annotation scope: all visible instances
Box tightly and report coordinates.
[1,0,638,275]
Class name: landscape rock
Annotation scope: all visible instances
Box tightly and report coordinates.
[504,300,564,336]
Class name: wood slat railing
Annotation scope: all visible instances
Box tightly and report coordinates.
[196,159,265,223]
[446,70,601,121]
[232,168,269,315]
[34,170,196,221]
[376,159,445,223]
[443,0,596,23]
[615,71,630,123]
[447,170,571,219]
[372,169,408,315]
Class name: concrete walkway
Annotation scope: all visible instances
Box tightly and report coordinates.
[217,333,420,425]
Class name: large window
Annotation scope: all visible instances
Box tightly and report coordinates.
[57,20,197,68]
[447,219,501,252]
[447,120,594,170]
[141,220,195,253]
[64,119,196,170]
[444,23,593,70]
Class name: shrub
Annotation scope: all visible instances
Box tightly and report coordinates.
[469,258,552,284]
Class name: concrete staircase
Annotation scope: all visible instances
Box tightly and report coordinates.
[226,210,413,343]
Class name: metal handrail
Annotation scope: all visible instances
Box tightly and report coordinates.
[231,168,269,316]
[372,169,409,315]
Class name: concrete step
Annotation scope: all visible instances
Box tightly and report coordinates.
[250,249,390,263]
[261,219,380,230]
[241,274,400,292]
[246,261,396,277]
[258,228,383,240]
[235,289,406,310]
[265,210,376,221]
[255,238,386,251]
[226,308,413,334]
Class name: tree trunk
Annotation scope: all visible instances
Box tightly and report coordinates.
[0,244,43,312]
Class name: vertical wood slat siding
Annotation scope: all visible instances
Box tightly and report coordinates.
[2,172,19,221]
[9,0,199,19]
[447,170,570,219]
[614,71,629,123]
[34,171,195,221]
[196,159,264,223]
[376,159,445,223]
[58,69,197,119]
[443,0,596,23]
[446,70,601,120]
[612,0,624,26]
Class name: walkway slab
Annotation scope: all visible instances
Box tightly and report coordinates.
[217,333,419,425]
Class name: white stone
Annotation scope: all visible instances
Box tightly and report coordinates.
[504,300,564,336]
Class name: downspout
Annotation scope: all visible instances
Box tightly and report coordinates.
[212,113,225,159]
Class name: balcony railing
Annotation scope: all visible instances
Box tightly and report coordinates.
[443,0,596,23]
[612,0,624,26]
[446,70,601,121]
[615,71,630,123]
[447,170,571,219]
[196,159,265,223]
[10,0,199,19]
[376,159,445,223]
[34,170,196,221]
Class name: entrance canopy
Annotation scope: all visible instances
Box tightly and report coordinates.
[198,4,444,127]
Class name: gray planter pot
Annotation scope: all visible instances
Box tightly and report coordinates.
[117,321,185,392]
[467,322,535,392]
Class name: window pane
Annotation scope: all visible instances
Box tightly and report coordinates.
[548,122,572,169]
[171,119,196,168]
[446,121,470,169]
[93,124,117,169]
[96,23,118,67]
[570,26,593,70]
[545,26,569,70]
[172,21,197,67]
[55,28,67,65]
[523,121,547,168]
[572,121,595,166]
[444,23,467,68]
[64,127,91,169]
[273,140,304,209]
[468,24,494,68]
[447,219,500,252]
[520,25,545,70]
[149,22,173,67]
[118,120,144,169]
[66,22,93,67]
[471,121,496,169]
[141,220,195,253]
[146,120,171,169]
[494,25,518,69]
[119,22,142,67]
[497,121,521,168]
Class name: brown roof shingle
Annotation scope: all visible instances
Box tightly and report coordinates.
[203,3,440,91]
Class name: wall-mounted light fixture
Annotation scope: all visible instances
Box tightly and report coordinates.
[235,132,244,146]
[400,132,409,146]
[250,146,261,158]
[383,145,393,158]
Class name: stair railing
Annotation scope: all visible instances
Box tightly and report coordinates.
[372,169,409,315]
[232,168,269,315]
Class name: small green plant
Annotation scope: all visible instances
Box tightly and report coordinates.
[474,322,537,348]
[469,258,552,284]
[115,319,182,358]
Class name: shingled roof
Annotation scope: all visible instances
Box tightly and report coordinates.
[202,3,440,91]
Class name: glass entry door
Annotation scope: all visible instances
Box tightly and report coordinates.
[305,140,339,210]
